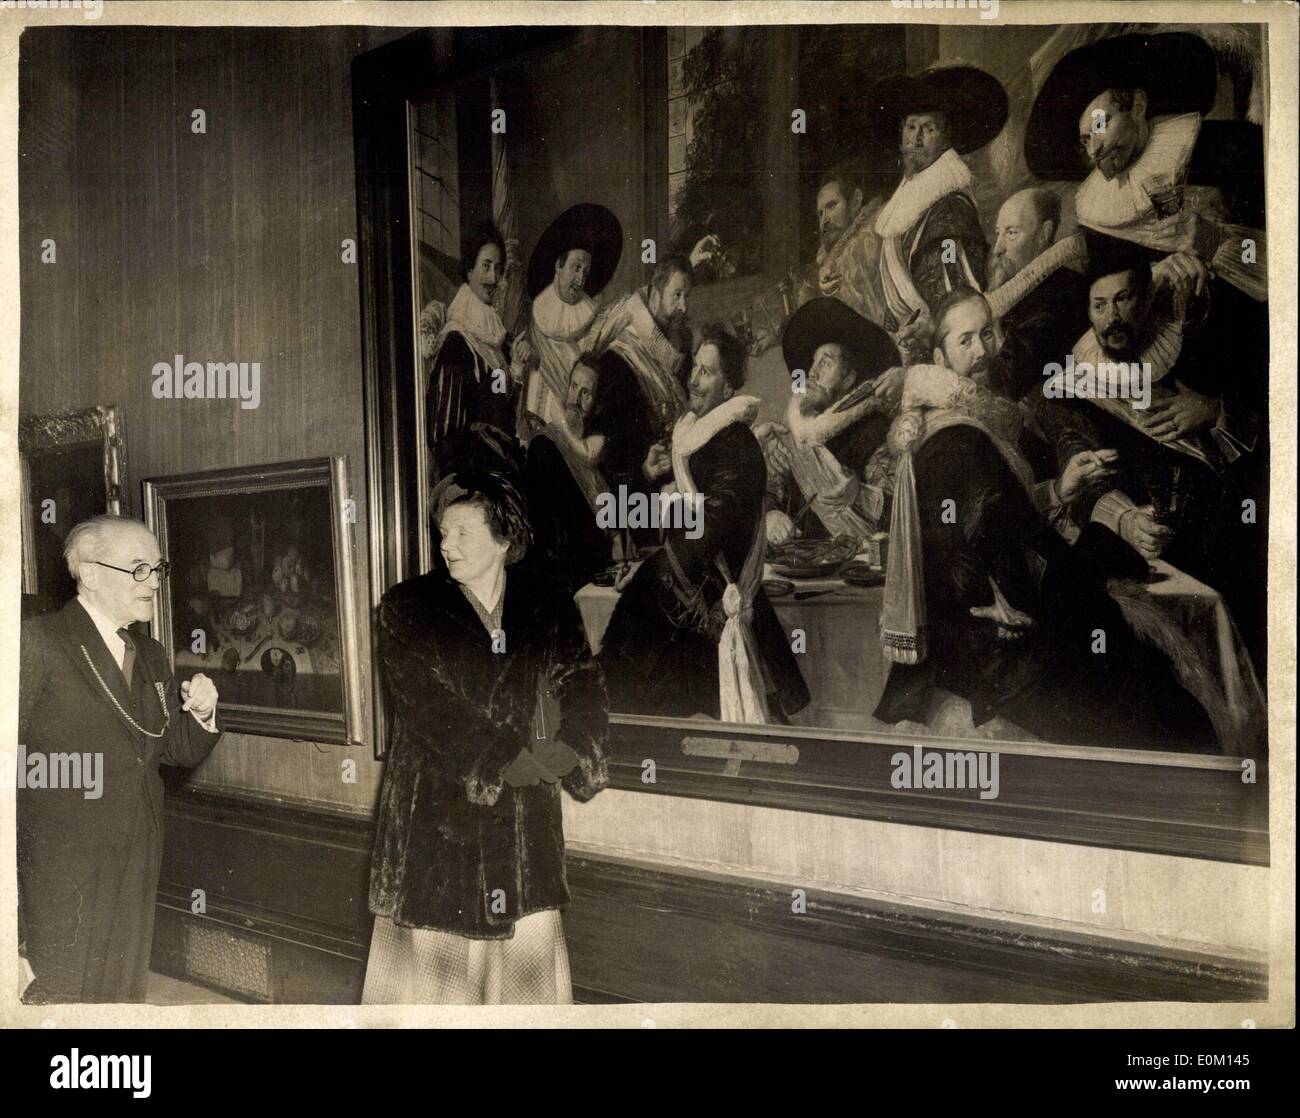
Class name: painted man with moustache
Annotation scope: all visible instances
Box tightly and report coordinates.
[1038,240,1265,670]
[864,66,1007,363]
[979,187,1089,402]
[872,289,1215,752]
[426,221,534,484]
[762,298,902,546]
[524,350,645,594]
[520,204,623,434]
[579,254,696,545]
[19,515,222,1002]
[799,167,890,326]
[599,325,809,724]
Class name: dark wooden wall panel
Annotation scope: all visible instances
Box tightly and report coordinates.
[19,26,410,809]
[153,791,1266,1005]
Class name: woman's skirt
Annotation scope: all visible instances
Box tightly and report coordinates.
[360,909,573,1005]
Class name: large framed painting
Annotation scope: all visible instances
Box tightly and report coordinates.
[19,405,127,618]
[143,457,367,746]
[353,24,1269,862]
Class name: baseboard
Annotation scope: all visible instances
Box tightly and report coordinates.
[154,786,1266,1005]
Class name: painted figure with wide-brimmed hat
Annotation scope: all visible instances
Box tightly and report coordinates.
[865,65,1008,361]
[521,203,624,432]
[760,297,903,546]
[1025,31,1264,302]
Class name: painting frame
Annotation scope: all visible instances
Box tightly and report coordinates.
[142,456,368,748]
[351,27,1267,862]
[19,404,128,607]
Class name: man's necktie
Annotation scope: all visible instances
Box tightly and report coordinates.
[117,628,135,689]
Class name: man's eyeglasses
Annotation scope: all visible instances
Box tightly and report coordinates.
[93,560,172,583]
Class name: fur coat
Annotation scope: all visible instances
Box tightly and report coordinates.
[369,564,608,939]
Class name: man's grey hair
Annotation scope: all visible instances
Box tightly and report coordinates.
[64,513,144,581]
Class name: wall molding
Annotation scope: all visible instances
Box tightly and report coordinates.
[605,717,1269,866]
[153,788,1266,1005]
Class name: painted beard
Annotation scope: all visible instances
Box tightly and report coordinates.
[798,383,832,417]
[819,223,846,250]
[987,254,1019,290]
[653,307,686,338]
[1097,323,1137,357]
[564,403,587,438]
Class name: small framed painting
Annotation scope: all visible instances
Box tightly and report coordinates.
[143,457,367,747]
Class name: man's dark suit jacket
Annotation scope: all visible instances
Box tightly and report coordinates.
[18,598,223,1002]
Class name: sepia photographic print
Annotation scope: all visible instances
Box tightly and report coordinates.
[2,0,1294,1049]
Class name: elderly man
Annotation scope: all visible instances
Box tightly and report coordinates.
[521,203,623,433]
[18,514,222,1002]
[801,167,889,325]
[865,65,1007,362]
[599,325,809,724]
[980,187,1089,402]
[763,297,901,546]
[872,288,1215,752]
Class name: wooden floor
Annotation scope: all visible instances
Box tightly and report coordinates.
[145,972,243,1006]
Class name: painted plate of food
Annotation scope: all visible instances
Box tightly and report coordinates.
[766,535,859,580]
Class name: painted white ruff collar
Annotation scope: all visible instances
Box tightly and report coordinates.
[444,283,507,349]
[532,282,597,341]
[671,394,761,474]
[784,386,892,449]
[874,148,974,239]
[1075,113,1201,232]
[668,392,768,726]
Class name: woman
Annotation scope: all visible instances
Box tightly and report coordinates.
[425,222,531,483]
[363,470,609,1004]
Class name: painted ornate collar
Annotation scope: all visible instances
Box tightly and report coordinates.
[874,148,974,239]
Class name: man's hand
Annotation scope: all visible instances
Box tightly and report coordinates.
[1118,504,1174,560]
[1144,381,1221,442]
[873,365,907,405]
[509,337,536,385]
[1150,250,1209,302]
[894,312,933,366]
[969,577,1035,642]
[1058,448,1119,502]
[690,234,722,269]
[766,509,799,546]
[817,472,861,513]
[181,673,218,720]
[642,441,672,482]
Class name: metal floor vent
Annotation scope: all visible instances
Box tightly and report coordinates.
[183,921,273,1002]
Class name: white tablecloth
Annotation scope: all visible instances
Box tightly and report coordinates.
[575,557,1265,753]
